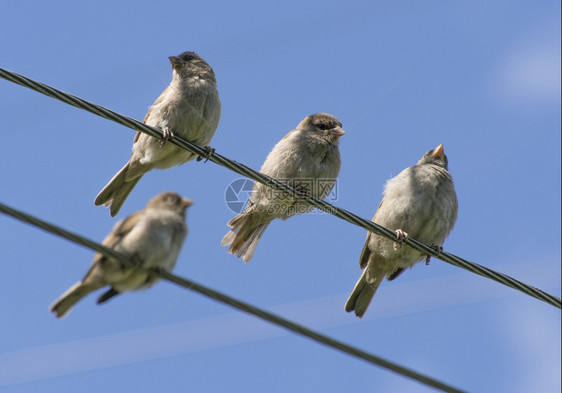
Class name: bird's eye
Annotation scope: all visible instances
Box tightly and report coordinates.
[166,195,177,203]
[317,123,330,130]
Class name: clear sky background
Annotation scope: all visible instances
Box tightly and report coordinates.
[1,1,560,392]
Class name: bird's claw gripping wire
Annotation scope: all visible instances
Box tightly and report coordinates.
[393,229,408,250]
[426,245,443,265]
[159,126,174,146]
[197,146,215,162]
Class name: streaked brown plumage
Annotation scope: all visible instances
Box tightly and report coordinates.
[51,192,193,318]
[345,144,458,317]
[95,51,221,216]
[221,113,345,263]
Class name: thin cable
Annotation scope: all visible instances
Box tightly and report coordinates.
[0,67,560,309]
[0,201,465,393]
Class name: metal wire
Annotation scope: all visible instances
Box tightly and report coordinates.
[0,201,465,393]
[0,66,560,309]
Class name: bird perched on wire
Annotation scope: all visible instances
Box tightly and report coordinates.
[50,192,193,318]
[95,51,221,216]
[221,113,345,263]
[345,144,458,318]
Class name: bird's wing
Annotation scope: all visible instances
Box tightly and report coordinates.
[90,211,143,266]
[359,199,385,269]
[133,93,167,143]
[81,211,143,283]
[358,234,372,269]
[106,211,142,246]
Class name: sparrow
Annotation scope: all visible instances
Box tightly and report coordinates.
[345,144,458,317]
[221,113,345,263]
[95,51,221,216]
[50,191,193,318]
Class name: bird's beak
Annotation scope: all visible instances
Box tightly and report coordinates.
[329,126,346,138]
[432,144,444,158]
[181,198,194,208]
[168,56,182,68]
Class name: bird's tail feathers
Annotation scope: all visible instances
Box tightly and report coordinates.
[50,281,104,319]
[94,162,142,217]
[221,213,270,263]
[344,267,385,318]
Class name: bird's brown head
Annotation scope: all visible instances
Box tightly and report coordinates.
[148,192,194,216]
[168,51,215,80]
[300,113,345,142]
[418,144,449,170]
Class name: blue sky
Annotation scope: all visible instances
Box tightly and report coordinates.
[1,1,560,392]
